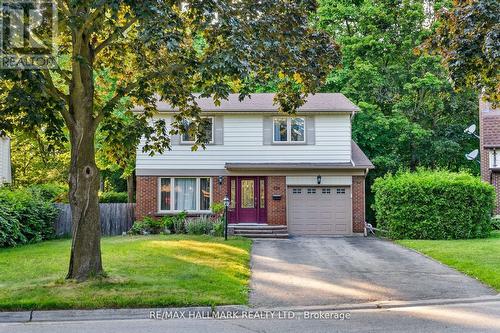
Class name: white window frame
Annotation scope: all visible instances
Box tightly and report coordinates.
[490,149,498,168]
[272,117,306,143]
[180,117,215,144]
[158,177,212,213]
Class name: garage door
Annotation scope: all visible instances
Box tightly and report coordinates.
[287,186,351,236]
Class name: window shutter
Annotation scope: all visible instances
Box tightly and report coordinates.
[263,117,273,145]
[214,116,224,145]
[306,116,315,145]
[170,134,180,145]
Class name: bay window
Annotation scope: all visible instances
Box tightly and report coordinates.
[273,117,305,143]
[159,177,212,212]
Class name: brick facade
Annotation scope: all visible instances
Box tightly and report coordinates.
[212,176,228,205]
[479,99,500,215]
[266,176,287,225]
[352,176,366,233]
[135,176,157,220]
[136,175,367,232]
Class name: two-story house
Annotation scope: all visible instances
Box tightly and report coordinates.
[135,93,373,236]
[479,99,500,215]
[0,136,12,186]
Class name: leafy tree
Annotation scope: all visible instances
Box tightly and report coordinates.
[10,129,70,186]
[0,1,339,280]
[316,0,479,221]
[427,0,499,104]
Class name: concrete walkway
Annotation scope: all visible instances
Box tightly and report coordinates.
[250,237,496,307]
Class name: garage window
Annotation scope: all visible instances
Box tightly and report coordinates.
[336,188,346,194]
[307,188,316,194]
[322,188,331,194]
[292,188,302,194]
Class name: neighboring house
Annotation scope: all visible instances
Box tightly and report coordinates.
[0,136,12,186]
[135,93,374,236]
[479,99,500,215]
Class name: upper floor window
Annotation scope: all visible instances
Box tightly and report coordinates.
[181,117,214,143]
[273,117,305,143]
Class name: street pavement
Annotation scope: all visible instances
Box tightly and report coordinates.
[2,300,500,333]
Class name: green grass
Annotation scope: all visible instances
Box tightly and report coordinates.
[397,231,500,291]
[0,235,252,310]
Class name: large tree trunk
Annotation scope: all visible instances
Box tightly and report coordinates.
[66,123,103,281]
[66,30,103,281]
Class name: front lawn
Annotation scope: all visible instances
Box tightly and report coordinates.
[397,231,500,291]
[0,235,251,310]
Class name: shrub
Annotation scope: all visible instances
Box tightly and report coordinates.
[185,216,214,235]
[0,187,59,247]
[128,217,164,235]
[211,202,225,215]
[212,219,224,237]
[171,211,187,234]
[373,170,495,239]
[0,202,25,247]
[128,212,188,235]
[492,216,500,230]
[99,191,128,203]
[28,183,68,203]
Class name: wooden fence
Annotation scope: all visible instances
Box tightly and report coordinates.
[54,203,135,237]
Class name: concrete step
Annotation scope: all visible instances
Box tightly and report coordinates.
[229,225,287,230]
[236,233,289,239]
[234,228,287,234]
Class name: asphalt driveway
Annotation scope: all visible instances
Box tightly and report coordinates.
[250,237,496,307]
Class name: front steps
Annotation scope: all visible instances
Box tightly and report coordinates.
[228,224,288,238]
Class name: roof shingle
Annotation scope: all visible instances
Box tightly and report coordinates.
[135,93,360,113]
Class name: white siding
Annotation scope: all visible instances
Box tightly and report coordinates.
[0,137,12,185]
[136,114,351,171]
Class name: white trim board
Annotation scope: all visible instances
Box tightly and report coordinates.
[286,176,353,186]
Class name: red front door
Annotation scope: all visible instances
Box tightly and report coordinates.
[228,176,267,223]
[238,177,258,222]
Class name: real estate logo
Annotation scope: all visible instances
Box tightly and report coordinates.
[0,0,57,69]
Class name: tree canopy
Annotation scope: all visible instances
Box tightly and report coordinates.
[316,0,482,220]
[0,0,340,281]
[427,0,499,104]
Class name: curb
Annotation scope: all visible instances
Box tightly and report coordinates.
[0,307,212,324]
[1,295,499,323]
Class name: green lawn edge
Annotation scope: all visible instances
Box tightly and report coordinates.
[396,231,500,292]
[0,235,252,311]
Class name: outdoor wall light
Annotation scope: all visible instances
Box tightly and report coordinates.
[317,175,322,185]
[218,176,224,185]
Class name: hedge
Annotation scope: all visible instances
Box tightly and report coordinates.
[0,187,59,247]
[99,191,128,203]
[373,170,495,239]
[28,183,68,203]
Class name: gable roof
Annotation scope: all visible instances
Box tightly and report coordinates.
[135,93,360,113]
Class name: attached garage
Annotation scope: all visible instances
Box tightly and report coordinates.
[287,186,352,236]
